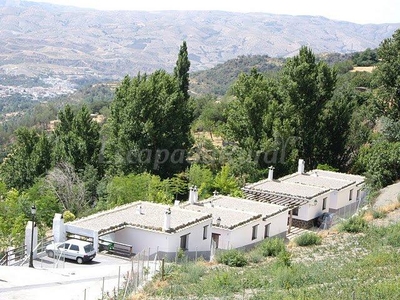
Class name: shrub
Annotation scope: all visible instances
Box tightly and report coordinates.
[258,238,286,257]
[63,210,76,222]
[339,216,368,233]
[216,249,248,267]
[277,250,292,267]
[294,232,322,246]
[372,210,386,219]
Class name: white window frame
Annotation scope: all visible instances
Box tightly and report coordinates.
[252,224,259,240]
[180,234,189,250]
[322,197,327,210]
[203,225,208,240]
[264,223,271,239]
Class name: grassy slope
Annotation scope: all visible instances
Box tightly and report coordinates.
[141,204,400,300]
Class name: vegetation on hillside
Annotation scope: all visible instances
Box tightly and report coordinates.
[0,28,399,252]
[141,210,400,300]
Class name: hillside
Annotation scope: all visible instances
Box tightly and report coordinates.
[0,0,398,88]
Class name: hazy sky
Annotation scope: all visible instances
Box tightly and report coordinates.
[27,0,400,24]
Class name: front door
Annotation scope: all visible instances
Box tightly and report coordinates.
[212,233,220,249]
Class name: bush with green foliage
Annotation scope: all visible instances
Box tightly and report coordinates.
[63,210,76,222]
[294,232,322,246]
[258,238,286,257]
[339,215,368,233]
[216,249,248,267]
[372,210,386,219]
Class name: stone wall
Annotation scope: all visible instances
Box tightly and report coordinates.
[290,218,316,229]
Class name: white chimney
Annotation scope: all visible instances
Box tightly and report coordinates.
[193,186,198,203]
[189,186,194,204]
[136,204,143,215]
[298,159,305,174]
[268,166,274,181]
[163,208,171,231]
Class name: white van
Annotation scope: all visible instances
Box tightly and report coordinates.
[46,239,96,264]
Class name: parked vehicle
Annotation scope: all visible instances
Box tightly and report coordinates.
[45,239,96,264]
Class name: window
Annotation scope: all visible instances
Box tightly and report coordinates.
[349,189,353,201]
[70,244,79,251]
[292,207,299,216]
[264,223,271,239]
[84,244,95,253]
[322,197,327,210]
[59,243,70,250]
[252,224,259,240]
[203,225,208,240]
[356,189,360,200]
[180,234,189,250]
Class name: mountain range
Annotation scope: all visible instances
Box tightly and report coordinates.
[0,0,399,85]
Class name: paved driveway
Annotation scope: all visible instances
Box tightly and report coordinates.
[0,253,155,300]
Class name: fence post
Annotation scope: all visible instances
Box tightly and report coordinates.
[117,266,121,292]
[101,277,105,300]
[137,253,140,287]
[161,258,165,281]
[146,247,150,279]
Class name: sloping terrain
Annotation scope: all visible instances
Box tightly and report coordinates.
[0,0,398,83]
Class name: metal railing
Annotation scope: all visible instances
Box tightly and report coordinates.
[0,244,27,266]
[99,238,134,258]
[0,235,53,266]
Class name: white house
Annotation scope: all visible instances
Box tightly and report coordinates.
[281,168,366,217]
[182,193,288,250]
[57,201,213,260]
[243,159,366,228]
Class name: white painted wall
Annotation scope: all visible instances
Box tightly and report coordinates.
[331,185,364,210]
[294,192,331,221]
[111,218,212,257]
[168,220,212,254]
[211,211,288,250]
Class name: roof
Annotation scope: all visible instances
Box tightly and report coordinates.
[183,195,288,230]
[280,172,355,190]
[244,179,329,199]
[184,204,260,230]
[242,189,309,208]
[69,202,212,235]
[243,168,365,208]
[306,170,365,186]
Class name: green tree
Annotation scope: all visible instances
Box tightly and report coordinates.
[187,163,214,199]
[0,128,52,190]
[355,139,400,189]
[224,69,280,153]
[352,48,378,66]
[373,29,400,120]
[53,105,101,172]
[106,61,194,178]
[213,165,242,197]
[102,173,175,209]
[174,41,191,101]
[282,46,337,168]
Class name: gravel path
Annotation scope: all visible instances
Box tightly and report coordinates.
[373,181,400,209]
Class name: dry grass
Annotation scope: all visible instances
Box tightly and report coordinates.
[363,210,375,222]
[129,293,148,300]
[379,201,400,214]
[193,131,224,148]
[350,66,376,73]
